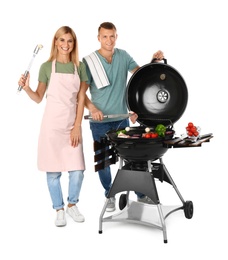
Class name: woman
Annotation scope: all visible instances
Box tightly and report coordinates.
[18,26,88,227]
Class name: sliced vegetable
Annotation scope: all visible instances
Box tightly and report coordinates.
[116,129,127,135]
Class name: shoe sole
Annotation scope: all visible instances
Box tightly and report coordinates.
[106,207,116,212]
[55,222,67,227]
[137,200,154,205]
[66,211,85,222]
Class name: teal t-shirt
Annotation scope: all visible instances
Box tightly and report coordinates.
[38,61,88,86]
[83,48,138,122]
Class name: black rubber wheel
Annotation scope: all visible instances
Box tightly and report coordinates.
[119,194,127,210]
[184,200,193,219]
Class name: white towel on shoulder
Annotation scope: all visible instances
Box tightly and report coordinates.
[84,52,110,89]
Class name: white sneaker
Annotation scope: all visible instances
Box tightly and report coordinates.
[106,197,116,212]
[55,209,66,227]
[66,205,85,222]
[137,196,154,204]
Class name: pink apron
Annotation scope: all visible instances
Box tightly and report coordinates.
[37,60,85,172]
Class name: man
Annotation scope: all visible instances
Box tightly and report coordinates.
[83,22,164,212]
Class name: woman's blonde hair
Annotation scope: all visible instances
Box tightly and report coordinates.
[48,26,79,67]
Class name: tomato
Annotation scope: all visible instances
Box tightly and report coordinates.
[186,122,200,138]
[188,131,193,136]
[193,131,199,136]
[188,122,194,128]
[145,133,151,138]
[191,126,197,132]
[151,132,158,138]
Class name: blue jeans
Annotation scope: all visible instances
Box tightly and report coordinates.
[46,170,84,210]
[90,119,144,198]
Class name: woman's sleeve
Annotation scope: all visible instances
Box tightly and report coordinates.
[78,62,89,82]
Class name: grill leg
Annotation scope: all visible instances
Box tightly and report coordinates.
[98,198,109,234]
[157,204,168,243]
[148,160,168,243]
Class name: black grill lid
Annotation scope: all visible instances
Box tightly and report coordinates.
[126,60,188,127]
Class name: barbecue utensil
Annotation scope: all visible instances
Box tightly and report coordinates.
[17,44,43,93]
[84,113,133,119]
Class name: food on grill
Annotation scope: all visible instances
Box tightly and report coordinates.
[116,129,127,135]
[116,126,173,139]
[117,132,130,138]
[155,124,166,137]
[145,127,151,133]
[144,133,151,138]
[151,132,159,138]
[142,132,159,138]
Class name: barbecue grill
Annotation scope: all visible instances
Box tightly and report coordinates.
[88,59,213,243]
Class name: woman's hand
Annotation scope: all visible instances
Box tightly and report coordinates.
[70,126,82,147]
[18,73,30,91]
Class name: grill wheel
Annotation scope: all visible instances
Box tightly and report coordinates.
[184,200,194,219]
[119,194,127,210]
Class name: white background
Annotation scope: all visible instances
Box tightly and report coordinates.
[1,0,227,259]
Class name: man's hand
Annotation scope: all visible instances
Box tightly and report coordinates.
[152,50,164,61]
[129,111,138,124]
[90,108,104,121]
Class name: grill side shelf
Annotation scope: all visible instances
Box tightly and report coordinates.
[93,140,119,172]
[163,133,213,148]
